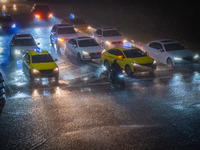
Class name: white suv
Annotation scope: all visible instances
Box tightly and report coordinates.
[50,24,78,50]
[93,27,127,49]
[144,39,199,67]
[10,34,38,58]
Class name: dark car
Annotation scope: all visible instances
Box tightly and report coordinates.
[0,15,16,31]
[31,4,52,20]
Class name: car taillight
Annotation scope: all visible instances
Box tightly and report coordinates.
[48,13,52,18]
[35,14,41,19]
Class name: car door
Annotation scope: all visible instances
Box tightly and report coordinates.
[23,53,31,74]
[148,42,163,62]
[68,39,78,56]
[50,26,57,44]
[106,49,120,63]
[94,29,102,44]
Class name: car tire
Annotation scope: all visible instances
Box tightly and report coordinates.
[167,58,173,68]
[65,47,70,57]
[125,65,132,76]
[104,60,110,70]
[55,75,59,84]
[77,53,82,61]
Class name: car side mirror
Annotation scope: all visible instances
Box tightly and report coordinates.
[10,43,14,46]
[118,55,124,59]
[159,49,164,52]
[73,44,77,48]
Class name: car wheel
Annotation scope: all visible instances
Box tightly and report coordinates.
[104,60,110,70]
[55,75,59,84]
[77,53,82,61]
[167,58,173,68]
[65,47,70,57]
[125,65,132,76]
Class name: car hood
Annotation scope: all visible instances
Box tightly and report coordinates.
[166,49,193,58]
[79,46,102,53]
[57,34,78,40]
[102,36,124,42]
[12,45,37,51]
[31,62,57,70]
[128,56,154,64]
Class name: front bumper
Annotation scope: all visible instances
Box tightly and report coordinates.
[131,63,156,72]
[82,52,101,60]
[32,69,59,78]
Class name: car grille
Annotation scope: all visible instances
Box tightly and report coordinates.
[140,63,153,67]
[111,41,123,45]
[89,52,101,59]
[182,56,193,61]
[39,69,54,75]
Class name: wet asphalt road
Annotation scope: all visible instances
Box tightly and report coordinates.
[0,2,200,150]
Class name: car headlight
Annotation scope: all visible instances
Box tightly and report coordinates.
[54,67,59,72]
[32,68,39,74]
[194,54,199,59]
[58,38,64,42]
[82,51,89,55]
[118,74,124,78]
[105,41,111,45]
[123,39,128,43]
[153,60,156,64]
[174,57,182,61]
[15,49,21,55]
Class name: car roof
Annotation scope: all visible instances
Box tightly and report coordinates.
[14,34,33,39]
[74,37,93,40]
[54,24,73,28]
[98,27,117,31]
[28,50,50,55]
[150,39,178,44]
[108,46,140,51]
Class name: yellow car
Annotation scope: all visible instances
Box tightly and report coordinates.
[102,43,155,75]
[23,48,59,82]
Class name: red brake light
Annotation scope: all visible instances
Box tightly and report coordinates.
[48,13,52,18]
[35,14,41,19]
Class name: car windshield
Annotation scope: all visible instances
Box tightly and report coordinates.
[103,30,121,37]
[71,19,86,25]
[58,27,76,34]
[32,54,54,63]
[35,5,50,12]
[0,16,12,22]
[123,49,147,58]
[78,39,99,47]
[14,39,36,46]
[164,43,186,51]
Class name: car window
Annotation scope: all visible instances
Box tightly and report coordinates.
[71,39,77,46]
[14,39,36,46]
[164,43,186,51]
[108,49,123,56]
[123,49,147,58]
[51,26,56,32]
[96,29,102,35]
[78,39,99,47]
[25,53,30,62]
[57,27,76,34]
[149,42,163,49]
[32,54,54,63]
[103,30,121,37]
